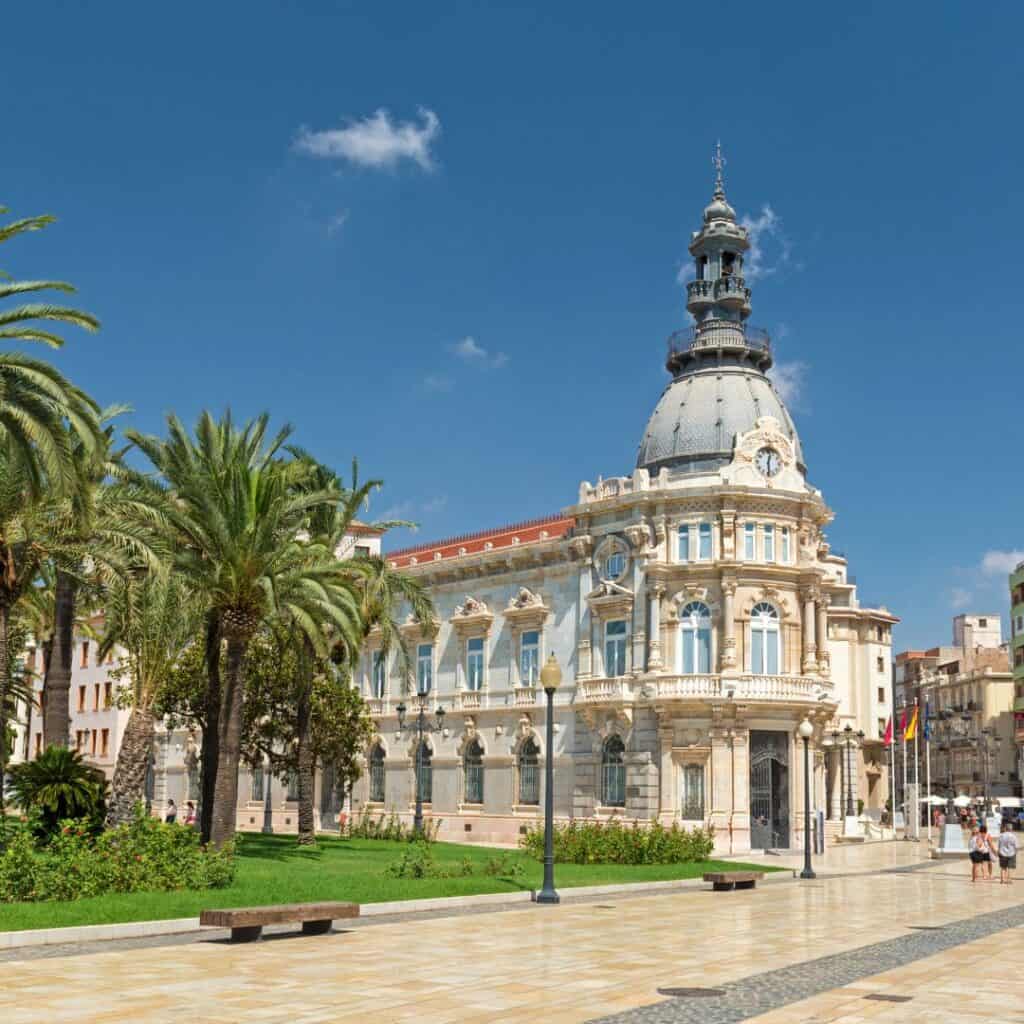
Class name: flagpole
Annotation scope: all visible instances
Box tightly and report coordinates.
[888,722,895,835]
[901,713,908,840]
[914,698,921,841]
[925,712,932,845]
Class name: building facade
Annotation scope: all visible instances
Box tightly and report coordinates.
[352,168,898,853]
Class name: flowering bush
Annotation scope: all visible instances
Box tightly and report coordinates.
[346,807,441,843]
[519,819,714,865]
[0,810,235,903]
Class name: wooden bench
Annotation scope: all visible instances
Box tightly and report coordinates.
[199,901,359,942]
[703,871,764,892]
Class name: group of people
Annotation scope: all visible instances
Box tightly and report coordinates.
[163,799,196,826]
[969,821,1018,884]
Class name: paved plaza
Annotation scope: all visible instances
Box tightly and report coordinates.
[3,843,1023,1023]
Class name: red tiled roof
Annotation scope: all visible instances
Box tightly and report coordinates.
[387,513,574,568]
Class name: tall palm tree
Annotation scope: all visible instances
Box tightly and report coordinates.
[98,571,202,826]
[41,410,167,749]
[0,207,102,498]
[289,454,432,844]
[127,411,365,848]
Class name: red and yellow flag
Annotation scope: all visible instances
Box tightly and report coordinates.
[883,716,893,746]
[904,707,919,742]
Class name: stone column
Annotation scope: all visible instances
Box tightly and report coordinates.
[721,578,737,672]
[802,590,818,675]
[647,586,664,670]
[729,727,751,853]
[658,724,675,815]
[709,727,732,843]
[816,597,830,678]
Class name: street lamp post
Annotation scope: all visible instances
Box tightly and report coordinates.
[798,719,815,880]
[396,697,445,836]
[536,654,562,905]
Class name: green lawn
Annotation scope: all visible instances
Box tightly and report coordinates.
[0,832,776,933]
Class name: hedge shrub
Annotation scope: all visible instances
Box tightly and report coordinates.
[519,818,714,865]
[0,811,236,903]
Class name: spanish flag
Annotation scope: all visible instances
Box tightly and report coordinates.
[904,706,919,742]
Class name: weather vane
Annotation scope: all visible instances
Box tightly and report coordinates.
[713,140,726,195]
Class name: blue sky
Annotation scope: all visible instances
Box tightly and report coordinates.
[4,2,1023,650]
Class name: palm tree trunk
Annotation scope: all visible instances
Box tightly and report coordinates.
[210,632,247,849]
[199,611,221,845]
[105,706,156,827]
[0,604,9,841]
[296,679,315,845]
[43,570,76,748]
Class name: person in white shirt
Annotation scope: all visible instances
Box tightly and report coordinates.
[997,823,1018,885]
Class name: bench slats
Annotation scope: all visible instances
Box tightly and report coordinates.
[200,902,359,929]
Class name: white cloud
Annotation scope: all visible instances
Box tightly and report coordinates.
[740,204,792,281]
[949,586,973,610]
[326,211,349,236]
[448,335,509,369]
[981,550,1024,576]
[381,494,448,525]
[422,374,453,393]
[767,360,808,406]
[294,107,440,171]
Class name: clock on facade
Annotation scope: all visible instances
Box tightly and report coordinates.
[755,446,782,477]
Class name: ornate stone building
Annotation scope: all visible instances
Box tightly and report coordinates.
[357,164,898,852]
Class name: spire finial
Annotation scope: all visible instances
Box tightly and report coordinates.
[713,140,726,197]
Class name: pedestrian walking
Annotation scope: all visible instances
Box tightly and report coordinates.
[969,826,989,883]
[165,798,177,824]
[184,801,196,826]
[998,822,1018,885]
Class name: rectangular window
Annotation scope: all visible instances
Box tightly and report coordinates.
[877,687,885,703]
[287,773,299,801]
[744,523,755,560]
[978,618,987,628]
[80,641,89,669]
[677,525,689,562]
[77,685,86,712]
[605,620,627,677]
[681,764,705,820]
[416,644,433,695]
[34,733,41,756]
[354,544,371,557]
[103,682,112,709]
[466,637,484,691]
[100,729,109,757]
[520,630,540,686]
[698,522,712,561]
[781,527,791,563]
[26,647,36,671]
[763,524,775,562]
[90,730,97,755]
[877,656,885,673]
[372,651,386,698]
[251,766,265,802]
[93,684,101,710]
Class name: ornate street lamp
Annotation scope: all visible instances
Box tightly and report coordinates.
[396,698,445,836]
[798,719,815,880]
[536,654,562,905]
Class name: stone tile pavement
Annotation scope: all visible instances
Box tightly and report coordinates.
[2,843,1021,1024]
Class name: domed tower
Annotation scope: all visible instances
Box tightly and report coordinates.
[636,145,804,477]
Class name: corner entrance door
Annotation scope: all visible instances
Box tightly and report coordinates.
[750,730,790,850]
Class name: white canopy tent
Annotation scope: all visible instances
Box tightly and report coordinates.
[953,796,973,808]
[919,796,947,806]
[995,797,1022,809]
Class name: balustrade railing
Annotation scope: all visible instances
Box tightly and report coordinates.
[577,672,827,704]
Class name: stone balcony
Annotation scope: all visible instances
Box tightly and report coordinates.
[576,673,833,707]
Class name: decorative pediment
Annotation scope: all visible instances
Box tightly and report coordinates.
[586,579,634,619]
[399,612,438,639]
[450,595,494,636]
[721,416,804,490]
[668,585,718,619]
[504,587,550,629]
[744,586,792,619]
[580,705,634,747]
[455,717,483,756]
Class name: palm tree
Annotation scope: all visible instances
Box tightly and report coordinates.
[41,410,168,749]
[7,745,107,838]
[99,571,202,826]
[127,411,364,848]
[286,455,432,844]
[0,207,102,498]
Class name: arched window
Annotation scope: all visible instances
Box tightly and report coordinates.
[369,744,385,803]
[464,739,484,805]
[679,601,712,674]
[601,736,626,807]
[518,738,540,805]
[750,602,781,675]
[414,741,432,803]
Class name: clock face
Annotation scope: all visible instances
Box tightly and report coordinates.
[755,447,782,477]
